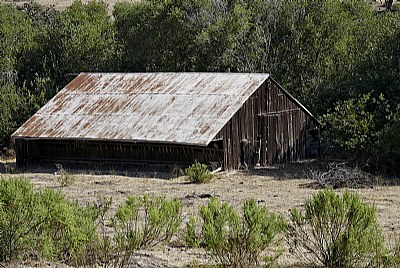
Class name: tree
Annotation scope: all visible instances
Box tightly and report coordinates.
[191,0,279,72]
[0,3,36,76]
[16,2,60,99]
[114,0,204,72]
[55,0,118,82]
[0,3,39,148]
[340,12,400,103]
[0,83,29,149]
[268,0,379,113]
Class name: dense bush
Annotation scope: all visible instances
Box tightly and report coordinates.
[185,215,200,248]
[321,92,400,168]
[113,194,182,265]
[185,163,214,184]
[0,178,98,265]
[0,176,399,268]
[39,189,98,265]
[199,197,285,268]
[287,189,384,267]
[373,108,400,168]
[321,92,379,155]
[0,178,42,261]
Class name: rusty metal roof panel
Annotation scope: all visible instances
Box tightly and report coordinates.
[12,73,269,146]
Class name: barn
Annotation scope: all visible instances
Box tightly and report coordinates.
[12,73,320,170]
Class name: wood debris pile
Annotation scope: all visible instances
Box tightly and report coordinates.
[307,163,376,189]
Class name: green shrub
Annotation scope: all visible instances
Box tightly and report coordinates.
[113,194,182,265]
[0,178,43,261]
[92,194,114,266]
[287,189,384,267]
[373,107,400,168]
[378,238,400,268]
[185,163,213,184]
[55,164,75,187]
[38,189,98,266]
[0,177,98,265]
[199,197,285,268]
[392,240,400,266]
[185,215,200,248]
[321,92,378,156]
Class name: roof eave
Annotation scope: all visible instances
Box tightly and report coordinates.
[11,136,210,147]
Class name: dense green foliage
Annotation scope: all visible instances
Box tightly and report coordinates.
[288,189,384,267]
[0,83,28,147]
[0,0,399,169]
[113,194,182,265]
[0,0,116,148]
[185,163,214,183]
[199,197,285,267]
[322,92,400,168]
[112,194,182,266]
[0,178,98,265]
[185,215,200,248]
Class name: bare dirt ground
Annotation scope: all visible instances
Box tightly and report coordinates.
[1,159,399,267]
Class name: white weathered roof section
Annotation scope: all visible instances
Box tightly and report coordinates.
[12,73,269,146]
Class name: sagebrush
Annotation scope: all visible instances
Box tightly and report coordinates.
[199,197,285,268]
[185,163,213,184]
[185,215,200,248]
[113,194,182,265]
[287,189,385,267]
[55,164,76,187]
[0,178,98,265]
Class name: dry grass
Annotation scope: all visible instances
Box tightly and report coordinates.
[0,161,399,267]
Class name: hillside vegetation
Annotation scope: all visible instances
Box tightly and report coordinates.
[1,0,400,170]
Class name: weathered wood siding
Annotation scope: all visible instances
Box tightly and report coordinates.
[214,82,264,169]
[15,139,223,169]
[214,78,319,170]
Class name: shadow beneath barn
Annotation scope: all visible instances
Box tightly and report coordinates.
[4,161,182,180]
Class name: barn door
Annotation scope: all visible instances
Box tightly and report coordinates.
[267,114,279,164]
[259,114,280,165]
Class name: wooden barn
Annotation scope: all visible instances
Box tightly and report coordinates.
[12,73,320,170]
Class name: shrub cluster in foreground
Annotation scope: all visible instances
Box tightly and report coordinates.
[0,178,97,265]
[0,177,398,267]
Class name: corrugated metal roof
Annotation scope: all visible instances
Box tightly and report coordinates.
[12,73,269,146]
